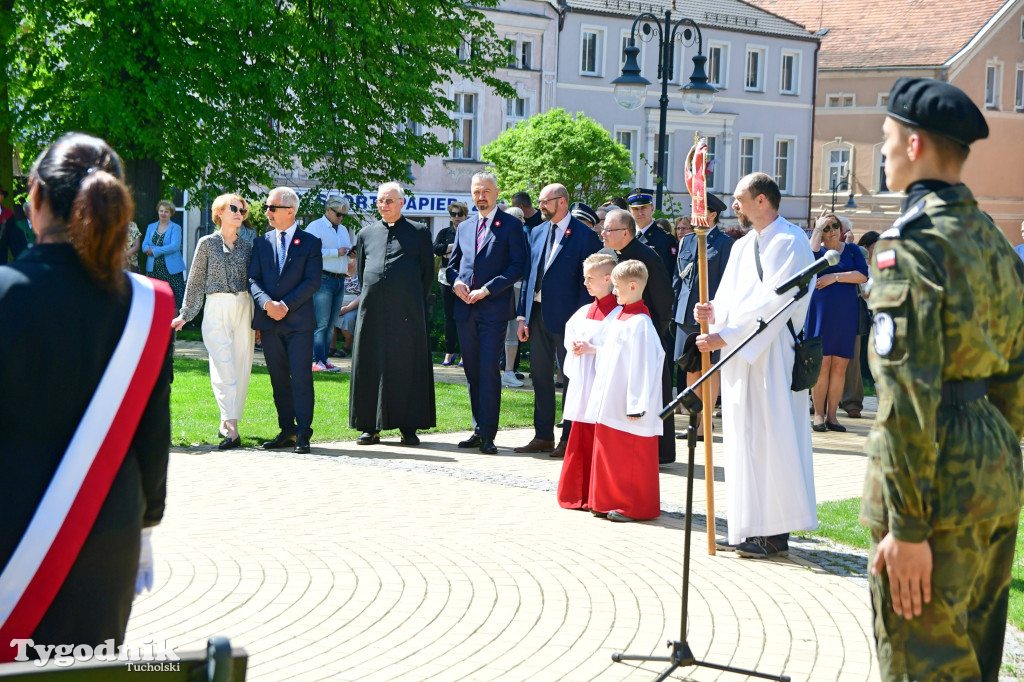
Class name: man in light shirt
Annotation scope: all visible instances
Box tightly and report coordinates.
[304,196,351,371]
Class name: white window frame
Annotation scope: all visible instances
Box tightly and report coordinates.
[615,126,641,186]
[707,42,728,89]
[773,136,796,195]
[826,92,855,107]
[705,135,720,191]
[877,92,890,107]
[986,60,1003,109]
[1020,15,1024,41]
[738,135,762,178]
[451,92,477,160]
[872,141,891,194]
[520,39,534,70]
[666,39,683,85]
[503,96,530,130]
[779,51,800,95]
[1016,65,1024,111]
[744,45,767,92]
[580,25,606,77]
[822,141,853,193]
[650,133,674,191]
[619,29,647,71]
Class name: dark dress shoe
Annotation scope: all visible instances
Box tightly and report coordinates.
[218,436,241,451]
[811,423,827,433]
[458,433,483,448]
[513,438,555,453]
[549,441,567,458]
[825,421,847,433]
[357,432,380,445]
[479,438,498,455]
[400,430,420,445]
[263,432,296,449]
[845,409,862,418]
[294,433,311,454]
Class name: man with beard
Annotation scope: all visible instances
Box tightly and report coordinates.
[694,172,816,558]
[349,182,436,446]
[599,208,676,464]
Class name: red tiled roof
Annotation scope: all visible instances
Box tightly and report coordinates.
[743,0,1010,68]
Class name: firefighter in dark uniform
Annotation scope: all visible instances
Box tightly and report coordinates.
[628,188,677,278]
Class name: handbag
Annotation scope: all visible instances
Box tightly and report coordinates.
[754,238,823,392]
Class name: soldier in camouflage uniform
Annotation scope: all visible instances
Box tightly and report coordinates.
[861,77,1024,680]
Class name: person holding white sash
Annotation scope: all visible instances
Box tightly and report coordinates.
[0,133,174,661]
[172,193,255,449]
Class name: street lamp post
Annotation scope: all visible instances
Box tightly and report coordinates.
[830,171,857,212]
[611,11,717,211]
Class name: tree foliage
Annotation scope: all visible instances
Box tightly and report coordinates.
[481,108,634,208]
[3,0,514,220]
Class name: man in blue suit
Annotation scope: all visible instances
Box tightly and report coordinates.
[514,183,603,458]
[249,187,323,453]
[447,171,528,454]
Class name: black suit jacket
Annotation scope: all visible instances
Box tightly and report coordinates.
[601,238,674,340]
[636,222,678,281]
[249,228,323,331]
[0,244,172,569]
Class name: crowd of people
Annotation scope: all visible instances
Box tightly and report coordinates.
[2,77,1023,680]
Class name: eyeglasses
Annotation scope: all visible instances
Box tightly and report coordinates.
[227,205,248,216]
[265,204,292,213]
[376,198,398,207]
[537,197,562,206]
[601,227,629,234]
[329,208,346,218]
[822,223,840,233]
[450,212,465,218]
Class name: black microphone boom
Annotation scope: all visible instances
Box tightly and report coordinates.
[774,249,841,295]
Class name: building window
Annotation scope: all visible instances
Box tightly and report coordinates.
[581,27,605,76]
[1020,15,1024,40]
[652,134,673,190]
[878,154,888,193]
[877,93,889,107]
[707,43,727,88]
[1016,67,1024,110]
[739,136,761,177]
[827,147,851,190]
[706,136,719,191]
[986,62,1002,109]
[616,128,640,185]
[826,93,855,107]
[458,36,477,63]
[779,51,799,95]
[520,41,533,70]
[745,47,765,91]
[774,138,794,194]
[504,97,529,130]
[452,93,476,160]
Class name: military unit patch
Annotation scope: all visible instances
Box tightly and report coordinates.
[876,249,897,269]
[873,312,895,356]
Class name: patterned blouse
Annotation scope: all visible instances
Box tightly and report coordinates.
[179,232,254,322]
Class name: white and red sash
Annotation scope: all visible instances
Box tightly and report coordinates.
[0,274,173,661]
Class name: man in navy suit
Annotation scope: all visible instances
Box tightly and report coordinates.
[514,183,603,457]
[249,187,323,453]
[447,171,528,455]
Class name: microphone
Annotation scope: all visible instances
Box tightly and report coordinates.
[774,250,841,295]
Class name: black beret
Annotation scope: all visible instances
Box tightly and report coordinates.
[706,193,727,215]
[627,188,654,206]
[886,77,988,147]
[569,201,599,226]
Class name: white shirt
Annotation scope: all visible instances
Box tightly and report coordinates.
[454,207,498,293]
[304,215,351,274]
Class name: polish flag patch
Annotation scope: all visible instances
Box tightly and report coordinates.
[876,249,896,269]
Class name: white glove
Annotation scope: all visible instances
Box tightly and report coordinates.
[135,527,154,595]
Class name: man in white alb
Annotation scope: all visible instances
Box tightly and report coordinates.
[694,172,817,559]
[305,196,351,371]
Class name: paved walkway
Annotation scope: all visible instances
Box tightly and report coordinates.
[130,344,1020,680]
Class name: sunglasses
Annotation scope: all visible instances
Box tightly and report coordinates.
[265,204,292,212]
[227,205,248,216]
[822,223,840,233]
[329,208,346,217]
[450,212,465,218]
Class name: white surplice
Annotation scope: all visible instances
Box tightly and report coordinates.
[585,307,666,438]
[710,216,817,544]
[561,302,622,423]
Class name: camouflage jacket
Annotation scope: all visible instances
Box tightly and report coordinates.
[860,184,1024,541]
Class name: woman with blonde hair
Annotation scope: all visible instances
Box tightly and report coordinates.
[171,194,255,449]
[142,199,186,311]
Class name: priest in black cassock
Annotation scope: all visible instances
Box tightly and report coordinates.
[599,208,677,464]
[349,181,436,445]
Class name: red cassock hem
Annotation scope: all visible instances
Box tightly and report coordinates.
[589,424,660,520]
[557,422,596,509]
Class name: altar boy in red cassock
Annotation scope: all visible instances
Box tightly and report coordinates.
[582,260,665,522]
[557,253,621,510]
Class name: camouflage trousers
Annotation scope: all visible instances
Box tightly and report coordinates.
[869,512,1019,681]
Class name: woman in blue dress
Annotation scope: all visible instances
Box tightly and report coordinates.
[805,212,868,432]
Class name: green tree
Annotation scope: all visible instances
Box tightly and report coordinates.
[481,108,634,207]
[5,0,513,222]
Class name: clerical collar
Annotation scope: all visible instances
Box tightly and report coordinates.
[902,180,953,211]
[384,216,402,228]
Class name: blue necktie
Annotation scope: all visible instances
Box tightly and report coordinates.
[278,231,287,274]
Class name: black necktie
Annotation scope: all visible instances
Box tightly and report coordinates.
[535,224,557,293]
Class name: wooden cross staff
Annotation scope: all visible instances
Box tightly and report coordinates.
[685,130,716,556]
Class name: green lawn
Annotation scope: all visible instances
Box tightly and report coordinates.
[171,357,546,447]
[799,498,1024,631]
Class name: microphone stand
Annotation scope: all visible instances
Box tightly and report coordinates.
[612,284,811,682]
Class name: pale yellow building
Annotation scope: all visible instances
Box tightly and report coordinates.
[748,0,1024,244]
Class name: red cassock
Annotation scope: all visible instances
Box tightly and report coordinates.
[584,302,664,520]
[557,294,620,509]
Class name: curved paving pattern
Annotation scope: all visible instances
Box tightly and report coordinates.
[127,434,881,681]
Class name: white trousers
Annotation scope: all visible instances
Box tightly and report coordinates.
[201,292,255,422]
